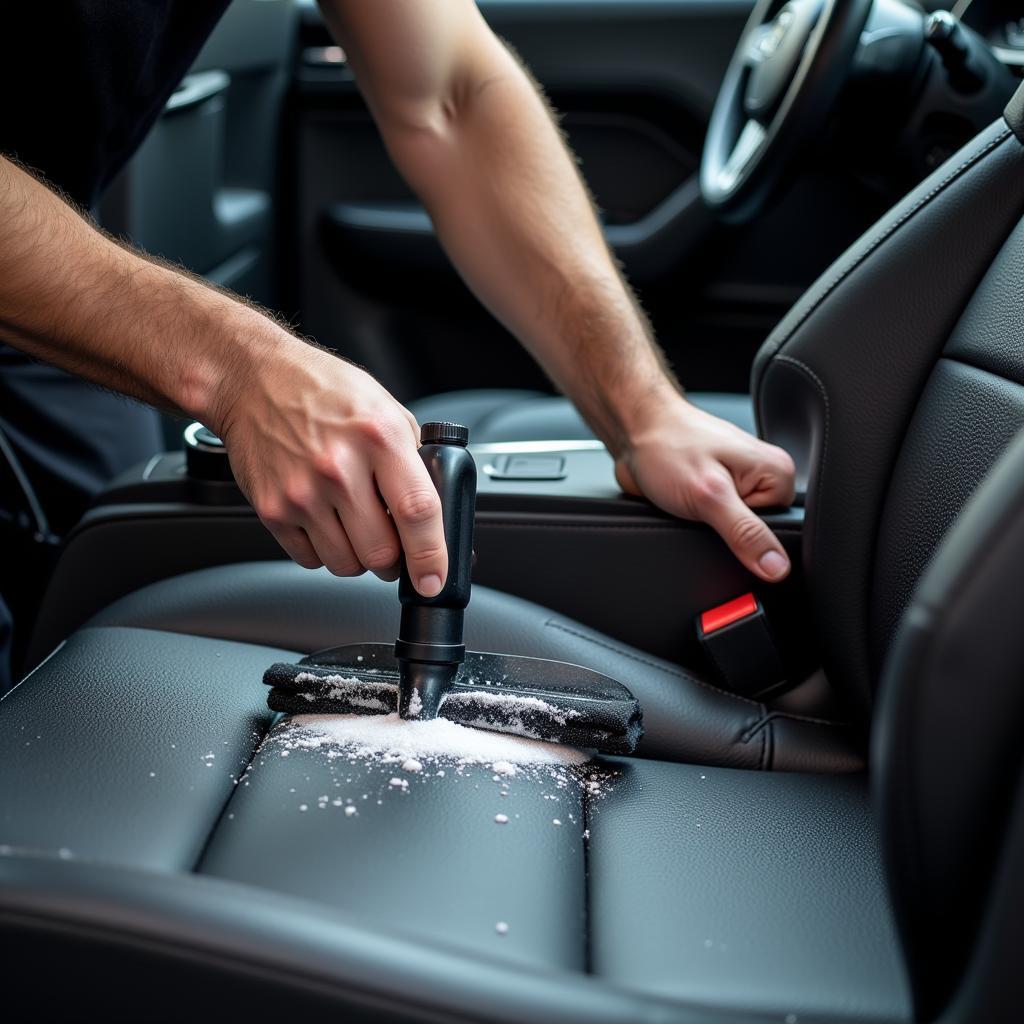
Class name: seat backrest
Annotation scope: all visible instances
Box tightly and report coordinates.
[872,425,1024,1021]
[752,83,1024,719]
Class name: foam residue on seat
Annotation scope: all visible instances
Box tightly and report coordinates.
[276,712,588,768]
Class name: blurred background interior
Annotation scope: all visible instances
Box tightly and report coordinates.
[102,0,1022,433]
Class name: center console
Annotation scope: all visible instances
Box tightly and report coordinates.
[26,427,809,685]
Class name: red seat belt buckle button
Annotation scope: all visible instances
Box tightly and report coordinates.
[696,592,786,697]
[699,593,759,635]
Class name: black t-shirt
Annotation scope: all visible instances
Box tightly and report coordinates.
[2,1,231,207]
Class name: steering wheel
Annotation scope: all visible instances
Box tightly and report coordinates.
[701,0,872,223]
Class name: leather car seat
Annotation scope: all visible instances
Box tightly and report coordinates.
[3,86,1024,1024]
[5,385,1024,1023]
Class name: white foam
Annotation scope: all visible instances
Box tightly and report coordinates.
[294,671,397,694]
[280,713,588,767]
[293,672,398,712]
[441,689,581,726]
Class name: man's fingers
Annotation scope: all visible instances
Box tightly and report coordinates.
[731,442,797,509]
[265,524,323,571]
[694,470,791,582]
[376,449,448,598]
[745,488,790,509]
[302,504,366,577]
[331,474,404,582]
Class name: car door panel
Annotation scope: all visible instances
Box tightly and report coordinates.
[287,0,886,401]
[100,0,296,309]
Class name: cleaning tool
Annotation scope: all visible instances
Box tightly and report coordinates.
[263,422,643,755]
[394,420,476,720]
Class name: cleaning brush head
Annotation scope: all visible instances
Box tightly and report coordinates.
[263,643,644,755]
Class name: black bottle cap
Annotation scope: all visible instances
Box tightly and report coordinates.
[420,421,470,446]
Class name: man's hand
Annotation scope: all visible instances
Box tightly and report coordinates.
[0,155,450,594]
[214,345,448,597]
[316,1,797,582]
[614,396,796,582]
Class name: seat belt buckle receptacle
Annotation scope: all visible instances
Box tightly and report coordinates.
[696,592,786,696]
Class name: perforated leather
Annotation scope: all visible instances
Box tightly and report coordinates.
[870,359,1024,655]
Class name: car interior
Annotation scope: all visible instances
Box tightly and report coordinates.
[3,0,1024,1020]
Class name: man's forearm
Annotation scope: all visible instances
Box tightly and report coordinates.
[0,156,281,428]
[352,20,679,455]
[0,154,456,592]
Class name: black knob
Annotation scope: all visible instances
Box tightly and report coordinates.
[924,11,984,92]
[925,11,967,57]
[183,421,235,482]
[420,421,470,447]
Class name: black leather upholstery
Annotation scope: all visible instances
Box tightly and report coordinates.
[0,619,908,1021]
[0,628,279,869]
[87,564,863,771]
[754,118,1024,717]
[0,846,893,1024]
[408,388,757,441]
[873,428,1024,1019]
[590,761,906,1020]
[200,714,588,974]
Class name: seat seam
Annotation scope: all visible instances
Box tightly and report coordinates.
[192,738,268,874]
[741,710,853,744]
[543,619,764,709]
[0,640,67,703]
[757,126,1013,378]
[581,789,593,975]
[937,352,1024,389]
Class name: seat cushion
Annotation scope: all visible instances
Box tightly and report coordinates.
[81,564,863,771]
[0,611,909,1020]
[592,761,910,1020]
[408,389,756,441]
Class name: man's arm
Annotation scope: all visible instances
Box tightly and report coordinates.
[0,156,450,596]
[319,0,796,582]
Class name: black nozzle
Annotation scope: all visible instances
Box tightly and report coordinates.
[395,423,476,719]
[396,661,460,719]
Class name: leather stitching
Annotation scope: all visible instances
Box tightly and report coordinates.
[0,640,67,704]
[543,618,764,709]
[757,127,1014,379]
[740,711,853,743]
